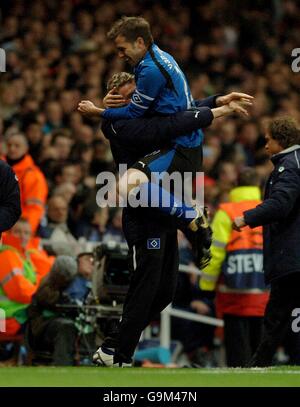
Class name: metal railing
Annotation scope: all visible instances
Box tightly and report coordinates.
[160,263,223,349]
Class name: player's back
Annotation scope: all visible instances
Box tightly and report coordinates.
[137,44,203,148]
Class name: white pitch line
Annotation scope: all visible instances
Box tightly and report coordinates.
[120,370,300,375]
[8,368,300,376]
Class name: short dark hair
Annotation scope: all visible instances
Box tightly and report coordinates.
[107,16,153,46]
[53,160,78,178]
[77,252,93,261]
[237,167,260,187]
[51,129,72,146]
[6,132,28,146]
[269,117,300,149]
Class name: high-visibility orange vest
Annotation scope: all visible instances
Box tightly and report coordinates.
[216,200,269,317]
[0,234,53,335]
[10,155,48,234]
[0,245,37,335]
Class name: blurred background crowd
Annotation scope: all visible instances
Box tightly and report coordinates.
[1,0,300,226]
[0,0,300,367]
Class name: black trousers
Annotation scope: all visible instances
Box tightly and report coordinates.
[249,272,300,367]
[104,231,179,363]
[223,314,264,367]
[32,318,78,366]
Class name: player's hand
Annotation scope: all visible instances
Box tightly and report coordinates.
[228,99,253,117]
[216,92,254,107]
[78,100,104,117]
[103,88,127,108]
[233,216,246,231]
[212,99,252,119]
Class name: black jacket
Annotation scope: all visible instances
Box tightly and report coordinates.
[102,101,215,167]
[244,145,300,283]
[0,160,21,237]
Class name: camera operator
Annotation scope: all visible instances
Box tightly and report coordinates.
[26,255,78,366]
[65,252,94,303]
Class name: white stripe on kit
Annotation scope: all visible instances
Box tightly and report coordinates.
[174,65,191,109]
[131,100,148,109]
[132,245,137,271]
[295,151,300,168]
[111,123,117,134]
[135,89,154,101]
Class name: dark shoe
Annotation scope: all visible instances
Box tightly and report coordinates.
[190,208,212,269]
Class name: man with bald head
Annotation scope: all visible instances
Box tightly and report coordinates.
[38,195,80,256]
[6,133,48,234]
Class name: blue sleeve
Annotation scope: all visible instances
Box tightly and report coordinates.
[244,167,300,227]
[195,94,222,109]
[102,65,166,120]
[0,163,21,233]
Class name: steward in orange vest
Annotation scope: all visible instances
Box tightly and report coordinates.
[6,133,48,234]
[0,219,53,337]
[200,169,269,366]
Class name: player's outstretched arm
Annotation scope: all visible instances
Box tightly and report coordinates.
[106,96,252,149]
[108,107,214,147]
[195,92,253,109]
[215,92,254,107]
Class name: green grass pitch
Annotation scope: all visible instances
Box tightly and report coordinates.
[0,366,300,387]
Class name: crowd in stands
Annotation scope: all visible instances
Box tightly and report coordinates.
[1,0,300,366]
